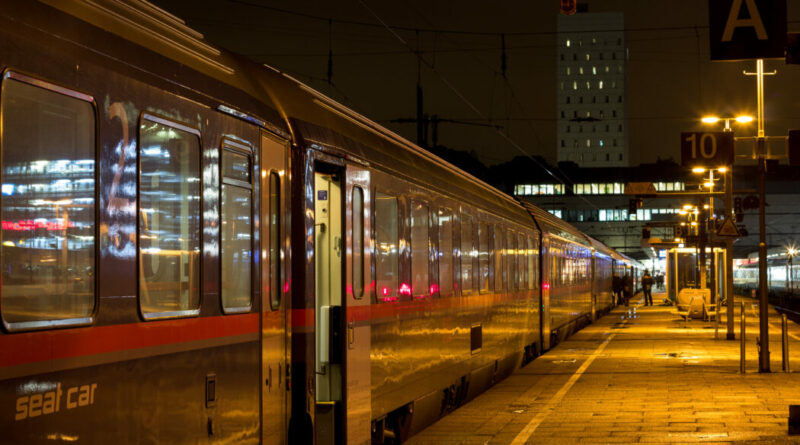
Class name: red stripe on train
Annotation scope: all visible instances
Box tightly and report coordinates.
[0,292,536,368]
[0,313,260,368]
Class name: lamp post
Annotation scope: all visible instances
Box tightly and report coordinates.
[701,115,752,341]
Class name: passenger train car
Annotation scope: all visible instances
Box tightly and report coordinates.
[0,2,640,444]
[734,253,800,300]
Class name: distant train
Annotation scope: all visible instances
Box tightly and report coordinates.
[733,253,800,300]
[0,2,642,444]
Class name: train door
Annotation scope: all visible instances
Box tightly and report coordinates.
[590,250,597,322]
[260,131,290,444]
[343,164,371,444]
[313,162,371,445]
[540,235,551,351]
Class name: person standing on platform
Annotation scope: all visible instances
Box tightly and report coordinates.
[622,273,633,307]
[642,270,654,306]
[612,273,623,306]
[656,273,664,290]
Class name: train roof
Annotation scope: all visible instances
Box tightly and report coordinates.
[37,0,531,224]
[517,200,589,247]
[587,236,615,258]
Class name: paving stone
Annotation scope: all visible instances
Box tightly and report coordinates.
[407,294,800,445]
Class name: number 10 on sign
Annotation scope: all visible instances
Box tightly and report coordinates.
[680,131,734,167]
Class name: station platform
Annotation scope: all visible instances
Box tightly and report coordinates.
[407,292,800,444]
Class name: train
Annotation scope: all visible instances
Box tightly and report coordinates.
[0,2,643,444]
[733,251,800,302]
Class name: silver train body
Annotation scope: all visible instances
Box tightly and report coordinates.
[0,2,641,443]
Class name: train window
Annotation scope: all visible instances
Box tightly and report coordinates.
[352,186,364,299]
[375,193,398,301]
[494,228,504,292]
[410,201,429,298]
[460,214,473,294]
[507,231,516,291]
[268,172,281,308]
[518,233,526,290]
[438,209,453,297]
[0,73,96,329]
[139,114,201,318]
[478,221,490,293]
[222,150,250,182]
[527,237,537,290]
[221,140,253,313]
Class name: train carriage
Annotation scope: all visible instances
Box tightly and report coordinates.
[519,203,593,350]
[0,1,292,443]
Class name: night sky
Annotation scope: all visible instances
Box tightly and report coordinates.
[152,0,800,167]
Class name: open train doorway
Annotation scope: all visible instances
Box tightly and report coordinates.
[313,161,372,444]
[314,167,343,444]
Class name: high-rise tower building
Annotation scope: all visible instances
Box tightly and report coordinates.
[557,12,628,167]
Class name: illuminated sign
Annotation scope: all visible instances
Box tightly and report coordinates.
[680,132,734,168]
[709,0,787,61]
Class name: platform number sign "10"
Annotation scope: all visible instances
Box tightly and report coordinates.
[680,131,734,168]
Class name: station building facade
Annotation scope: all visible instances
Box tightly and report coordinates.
[513,161,800,266]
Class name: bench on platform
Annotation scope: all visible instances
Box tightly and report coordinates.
[675,296,700,328]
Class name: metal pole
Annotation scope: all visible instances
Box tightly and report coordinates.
[783,313,790,373]
[726,169,735,340]
[699,202,707,290]
[741,301,746,373]
[756,59,770,373]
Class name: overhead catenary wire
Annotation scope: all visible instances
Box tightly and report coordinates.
[222,0,800,38]
[354,0,625,226]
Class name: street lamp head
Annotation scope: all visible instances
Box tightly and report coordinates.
[691,167,706,174]
[735,115,754,124]
[701,116,720,124]
[717,166,728,173]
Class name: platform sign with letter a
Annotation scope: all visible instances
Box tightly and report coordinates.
[716,217,742,238]
[709,0,787,61]
[680,132,734,168]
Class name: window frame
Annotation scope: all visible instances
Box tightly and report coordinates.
[374,191,399,302]
[220,137,254,314]
[460,213,474,296]
[437,207,454,298]
[267,170,282,309]
[410,199,430,299]
[0,71,99,332]
[137,112,203,321]
[352,185,365,299]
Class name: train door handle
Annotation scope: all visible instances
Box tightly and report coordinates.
[347,321,355,349]
[266,366,272,391]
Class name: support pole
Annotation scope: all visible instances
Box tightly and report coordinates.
[741,301,746,373]
[739,301,747,374]
[755,59,770,373]
[783,313,790,373]
[726,169,735,340]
